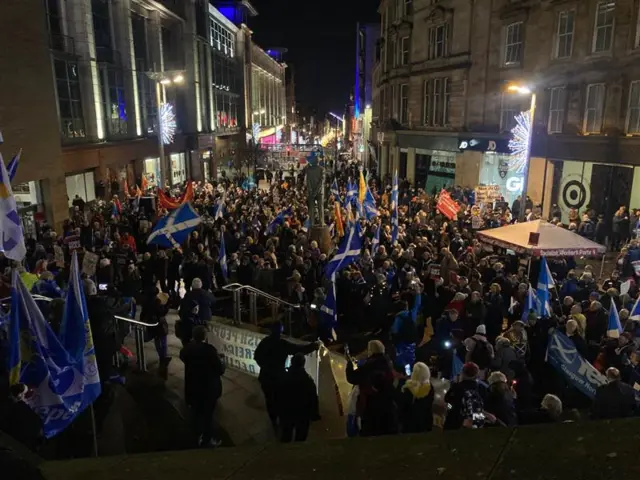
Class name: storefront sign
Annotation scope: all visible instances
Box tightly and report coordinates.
[506,176,524,193]
[458,136,510,153]
[475,185,502,204]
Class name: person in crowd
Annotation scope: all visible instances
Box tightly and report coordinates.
[254,322,319,428]
[141,289,171,378]
[179,278,215,344]
[464,325,495,380]
[398,362,434,433]
[277,353,320,443]
[179,325,225,448]
[519,394,563,425]
[591,367,636,420]
[484,371,517,427]
[492,337,518,383]
[0,384,42,451]
[444,362,489,430]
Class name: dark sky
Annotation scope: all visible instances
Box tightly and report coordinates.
[249,0,378,118]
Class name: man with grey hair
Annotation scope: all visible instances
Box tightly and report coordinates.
[179,278,216,345]
[592,367,636,420]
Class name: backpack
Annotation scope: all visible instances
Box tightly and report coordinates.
[470,339,491,369]
[460,388,485,429]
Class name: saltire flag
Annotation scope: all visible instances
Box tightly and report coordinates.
[147,202,202,248]
[0,150,26,260]
[8,270,98,438]
[521,284,537,322]
[607,301,623,339]
[346,180,357,208]
[331,179,341,204]
[450,353,464,380]
[508,296,518,315]
[334,201,344,238]
[58,251,101,408]
[320,275,338,341]
[358,169,367,205]
[7,149,21,182]
[241,176,256,190]
[630,295,640,320]
[391,171,399,245]
[214,191,226,220]
[218,233,228,281]
[325,222,363,279]
[436,189,460,221]
[363,187,379,220]
[371,223,381,255]
[303,218,311,232]
[267,206,293,235]
[536,257,554,317]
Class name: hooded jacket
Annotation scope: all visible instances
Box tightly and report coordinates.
[399,381,434,433]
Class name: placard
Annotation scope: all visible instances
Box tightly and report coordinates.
[82,252,99,276]
[474,185,502,204]
[53,245,65,267]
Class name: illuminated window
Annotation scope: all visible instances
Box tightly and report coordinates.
[504,22,523,65]
[548,87,566,134]
[626,81,640,134]
[54,58,85,139]
[584,83,605,134]
[593,1,615,53]
[555,10,574,59]
[209,16,235,58]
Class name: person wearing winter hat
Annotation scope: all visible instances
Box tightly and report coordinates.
[464,325,495,379]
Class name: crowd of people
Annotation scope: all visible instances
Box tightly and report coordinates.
[2,159,640,451]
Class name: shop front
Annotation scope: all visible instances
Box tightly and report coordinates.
[170,152,187,185]
[144,157,161,188]
[14,180,44,239]
[65,170,96,207]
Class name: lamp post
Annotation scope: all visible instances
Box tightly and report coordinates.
[507,85,537,222]
[145,70,185,189]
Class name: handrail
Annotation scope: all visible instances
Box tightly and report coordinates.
[114,315,158,328]
[222,283,301,309]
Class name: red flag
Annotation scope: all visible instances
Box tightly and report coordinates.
[436,189,460,221]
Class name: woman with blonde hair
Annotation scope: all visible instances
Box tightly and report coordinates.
[398,362,434,433]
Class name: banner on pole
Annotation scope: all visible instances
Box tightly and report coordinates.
[436,190,460,221]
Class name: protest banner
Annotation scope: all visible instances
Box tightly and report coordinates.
[474,185,502,204]
[436,190,460,221]
[53,245,65,267]
[81,251,99,276]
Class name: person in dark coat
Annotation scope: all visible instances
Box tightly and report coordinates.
[277,353,320,443]
[179,278,216,339]
[398,362,434,433]
[346,340,398,436]
[0,384,42,451]
[484,372,517,426]
[141,289,171,378]
[179,325,226,447]
[254,322,319,427]
[591,367,636,420]
[585,301,607,362]
[444,362,488,430]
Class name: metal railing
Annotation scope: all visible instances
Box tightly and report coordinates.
[222,283,300,332]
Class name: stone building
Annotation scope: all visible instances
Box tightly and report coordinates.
[372,0,640,221]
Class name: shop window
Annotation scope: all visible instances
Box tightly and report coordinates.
[504,22,523,66]
[144,158,160,187]
[584,83,605,134]
[555,10,575,59]
[65,171,96,207]
[170,153,187,185]
[593,1,615,53]
[54,58,85,139]
[548,87,566,134]
[627,81,640,134]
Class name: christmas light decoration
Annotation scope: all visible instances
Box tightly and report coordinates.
[159,103,176,145]
[508,110,531,173]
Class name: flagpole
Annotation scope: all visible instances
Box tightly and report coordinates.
[90,404,99,457]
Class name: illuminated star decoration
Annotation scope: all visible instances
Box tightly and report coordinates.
[159,103,176,145]
[508,110,532,173]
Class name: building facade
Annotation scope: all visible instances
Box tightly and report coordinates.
[0,0,285,231]
[373,0,640,223]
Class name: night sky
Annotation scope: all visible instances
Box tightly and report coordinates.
[249,0,378,118]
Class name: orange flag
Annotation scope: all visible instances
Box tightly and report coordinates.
[334,201,344,237]
[141,175,148,192]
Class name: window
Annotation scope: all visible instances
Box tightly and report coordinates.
[405,0,413,15]
[428,24,448,59]
[400,84,409,124]
[100,65,128,137]
[92,0,113,62]
[548,87,566,134]
[54,59,85,139]
[390,38,397,67]
[423,77,451,126]
[65,172,96,206]
[626,81,640,134]
[555,10,575,59]
[636,2,640,47]
[593,1,615,53]
[400,36,410,65]
[504,22,523,65]
[584,83,605,134]
[391,84,398,119]
[209,17,235,58]
[396,0,403,19]
[500,94,519,132]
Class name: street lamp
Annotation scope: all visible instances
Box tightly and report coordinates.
[507,84,537,222]
[145,70,186,188]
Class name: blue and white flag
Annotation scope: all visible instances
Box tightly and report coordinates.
[147,202,202,248]
[521,284,537,322]
[391,171,399,245]
[267,206,292,235]
[371,223,381,255]
[536,257,554,317]
[213,191,226,221]
[363,187,379,220]
[8,270,98,438]
[607,301,623,339]
[450,353,464,381]
[218,233,228,281]
[546,330,607,400]
[345,180,357,208]
[241,176,256,190]
[0,151,26,260]
[331,179,341,204]
[320,275,338,341]
[630,295,640,321]
[325,223,363,279]
[59,251,101,407]
[7,149,21,182]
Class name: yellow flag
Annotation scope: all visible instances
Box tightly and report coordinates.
[358,170,366,204]
[334,202,344,237]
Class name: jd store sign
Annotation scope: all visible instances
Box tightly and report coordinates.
[458,136,510,154]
